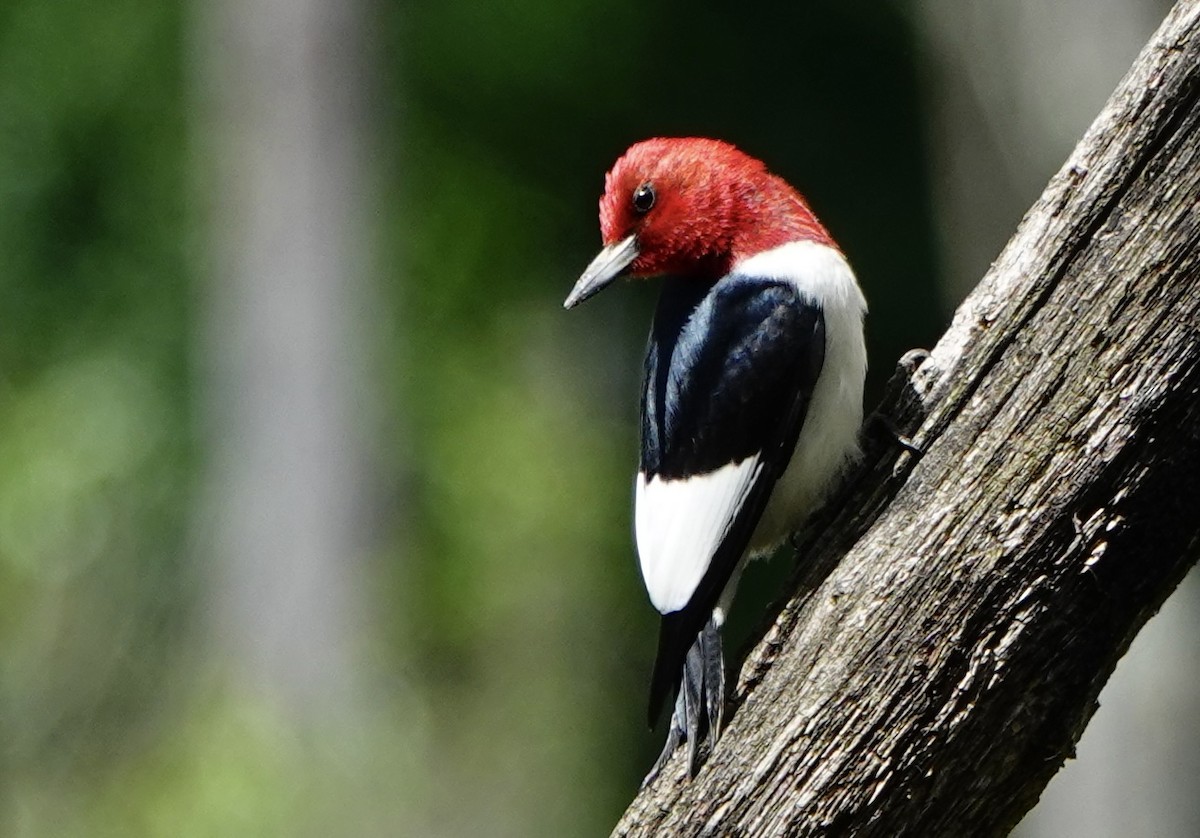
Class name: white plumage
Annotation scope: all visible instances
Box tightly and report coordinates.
[633,240,867,617]
[635,458,762,613]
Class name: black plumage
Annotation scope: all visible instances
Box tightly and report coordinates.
[639,274,826,732]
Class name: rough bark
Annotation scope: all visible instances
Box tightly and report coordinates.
[615,1,1200,835]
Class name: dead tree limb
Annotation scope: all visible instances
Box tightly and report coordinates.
[615,1,1200,834]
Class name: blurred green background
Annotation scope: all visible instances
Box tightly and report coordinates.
[2,0,1194,836]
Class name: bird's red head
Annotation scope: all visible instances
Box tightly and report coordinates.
[565,137,834,308]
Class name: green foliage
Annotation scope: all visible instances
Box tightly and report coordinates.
[0,1,195,825]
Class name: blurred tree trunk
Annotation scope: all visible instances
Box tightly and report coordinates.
[616,1,1200,834]
[915,0,1173,302]
[194,0,380,714]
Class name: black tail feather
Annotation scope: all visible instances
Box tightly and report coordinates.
[648,609,707,726]
[700,619,725,754]
[645,613,728,781]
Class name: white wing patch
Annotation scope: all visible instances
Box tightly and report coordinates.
[635,458,762,614]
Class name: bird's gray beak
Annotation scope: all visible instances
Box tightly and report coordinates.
[563,235,639,309]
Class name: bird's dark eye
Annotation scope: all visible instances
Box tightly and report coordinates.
[632,183,655,214]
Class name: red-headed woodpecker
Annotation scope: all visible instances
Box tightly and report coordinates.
[565,138,867,782]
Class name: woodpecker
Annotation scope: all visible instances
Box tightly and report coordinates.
[564,138,867,782]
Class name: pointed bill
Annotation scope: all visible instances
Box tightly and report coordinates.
[564,235,639,309]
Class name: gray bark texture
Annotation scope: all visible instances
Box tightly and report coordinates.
[615,1,1200,835]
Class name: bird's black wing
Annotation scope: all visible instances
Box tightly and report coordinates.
[639,274,825,724]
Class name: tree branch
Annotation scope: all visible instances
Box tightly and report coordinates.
[615,1,1200,834]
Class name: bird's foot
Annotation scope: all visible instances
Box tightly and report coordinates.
[869,348,931,461]
[870,412,924,457]
[897,347,931,376]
